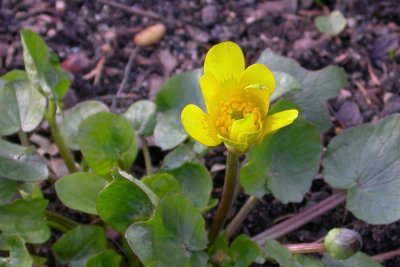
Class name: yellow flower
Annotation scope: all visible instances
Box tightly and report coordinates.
[181,41,299,153]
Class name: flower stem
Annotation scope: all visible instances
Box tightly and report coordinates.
[209,151,240,244]
[18,130,29,146]
[226,195,258,238]
[372,248,400,263]
[140,136,152,176]
[285,243,326,254]
[46,210,80,232]
[46,100,77,173]
[252,191,346,245]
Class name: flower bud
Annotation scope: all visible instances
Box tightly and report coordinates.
[324,228,362,260]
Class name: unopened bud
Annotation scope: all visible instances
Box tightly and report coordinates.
[324,228,362,260]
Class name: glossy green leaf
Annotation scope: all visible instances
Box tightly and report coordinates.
[0,177,17,206]
[166,162,212,209]
[265,240,324,267]
[55,172,108,215]
[78,112,138,175]
[322,252,382,267]
[126,194,208,267]
[60,101,109,150]
[141,173,181,198]
[229,235,263,267]
[84,250,121,267]
[0,70,46,136]
[124,100,156,136]
[53,225,106,267]
[154,69,204,150]
[0,236,33,267]
[315,11,347,36]
[161,144,193,170]
[97,170,155,232]
[271,72,301,102]
[258,50,347,132]
[240,101,322,203]
[0,139,48,182]
[0,198,50,243]
[323,114,400,224]
[21,29,70,100]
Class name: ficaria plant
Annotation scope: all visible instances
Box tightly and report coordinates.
[0,29,399,267]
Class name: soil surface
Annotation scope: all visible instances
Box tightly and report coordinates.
[1,0,400,266]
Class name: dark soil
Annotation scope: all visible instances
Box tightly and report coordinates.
[1,0,400,266]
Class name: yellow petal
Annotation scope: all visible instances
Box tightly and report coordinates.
[181,104,221,146]
[204,41,245,83]
[229,114,256,142]
[199,72,220,116]
[240,63,275,115]
[262,109,299,136]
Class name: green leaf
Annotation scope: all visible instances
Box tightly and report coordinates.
[229,235,263,267]
[53,225,106,267]
[323,114,400,224]
[258,50,347,132]
[84,250,121,267]
[0,70,46,136]
[97,170,155,232]
[60,101,109,150]
[161,144,193,170]
[315,10,347,36]
[166,162,212,210]
[240,101,322,203]
[78,112,138,175]
[0,139,48,182]
[271,72,302,102]
[322,252,382,267]
[0,177,17,206]
[126,194,208,267]
[0,236,33,267]
[141,173,181,198]
[55,172,108,215]
[0,198,50,243]
[124,100,156,136]
[154,70,204,150]
[265,240,324,267]
[21,29,70,100]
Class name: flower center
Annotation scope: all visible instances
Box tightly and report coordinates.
[215,96,261,137]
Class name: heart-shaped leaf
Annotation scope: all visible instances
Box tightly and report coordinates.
[97,169,156,232]
[160,144,194,170]
[166,162,212,210]
[60,101,109,150]
[78,112,138,175]
[126,194,208,267]
[240,101,322,203]
[55,172,108,215]
[0,139,48,182]
[315,11,347,36]
[323,114,400,224]
[124,100,156,136]
[0,70,46,136]
[154,69,204,150]
[0,198,50,243]
[21,29,70,100]
[53,225,106,267]
[258,50,347,132]
[141,173,181,198]
[271,72,301,102]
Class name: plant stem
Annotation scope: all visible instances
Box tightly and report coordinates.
[226,195,258,238]
[252,191,346,245]
[285,243,326,254]
[18,130,29,146]
[372,249,400,263]
[140,136,152,176]
[46,100,77,173]
[46,210,80,232]
[208,151,240,244]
